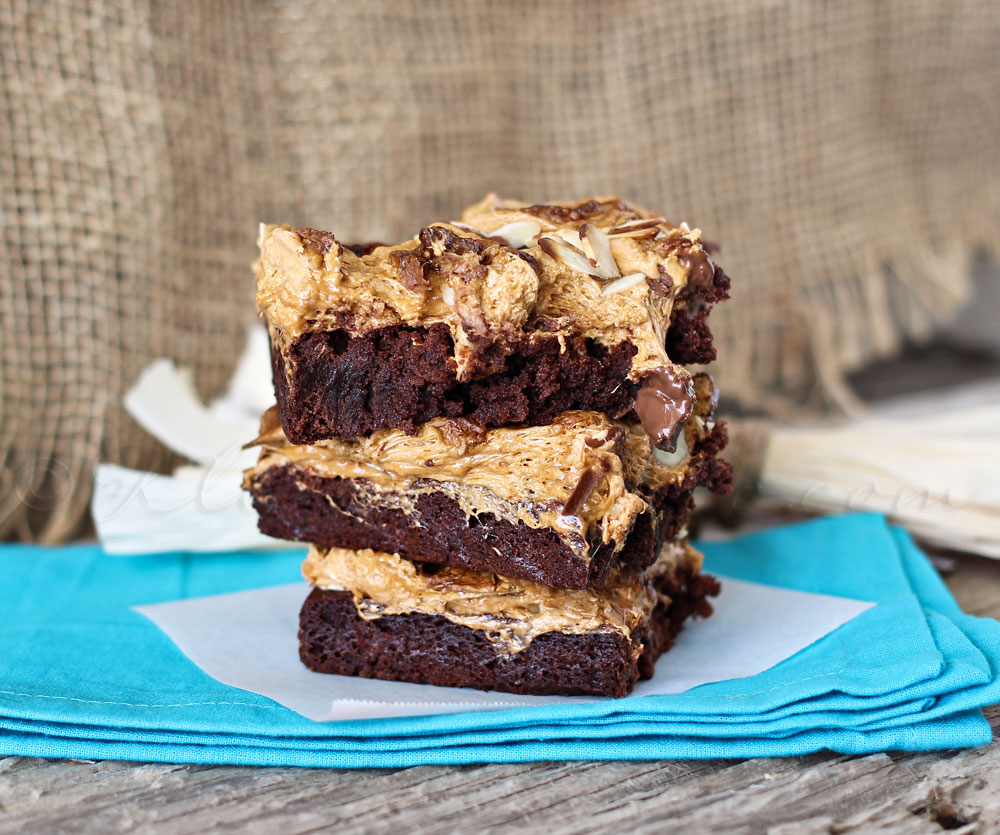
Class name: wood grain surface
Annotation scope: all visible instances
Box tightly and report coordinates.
[1,555,998,835]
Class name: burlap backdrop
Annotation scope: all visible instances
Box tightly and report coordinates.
[1,0,998,542]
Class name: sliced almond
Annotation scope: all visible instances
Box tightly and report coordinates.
[600,272,646,296]
[489,219,542,249]
[579,222,620,279]
[257,222,276,248]
[553,228,585,250]
[606,217,665,237]
[538,236,601,278]
[608,226,660,240]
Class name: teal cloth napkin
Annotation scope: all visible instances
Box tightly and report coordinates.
[0,513,997,767]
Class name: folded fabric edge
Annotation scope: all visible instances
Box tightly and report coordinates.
[0,710,990,768]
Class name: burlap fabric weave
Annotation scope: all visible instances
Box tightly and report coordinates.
[2,1,998,542]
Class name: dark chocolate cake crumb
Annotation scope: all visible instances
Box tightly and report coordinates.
[250,466,663,589]
[298,566,719,698]
[273,325,641,443]
[247,423,731,589]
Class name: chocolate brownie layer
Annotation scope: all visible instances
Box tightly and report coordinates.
[269,295,728,442]
[666,264,732,365]
[272,325,641,442]
[245,372,731,588]
[298,566,720,698]
[247,421,731,589]
[251,465,658,588]
[258,195,730,444]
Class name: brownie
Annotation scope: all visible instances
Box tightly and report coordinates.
[244,371,732,589]
[271,325,642,443]
[666,264,732,365]
[247,421,731,589]
[252,465,659,589]
[257,195,730,444]
[298,564,720,698]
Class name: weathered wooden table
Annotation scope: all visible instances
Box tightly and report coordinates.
[1,554,997,834]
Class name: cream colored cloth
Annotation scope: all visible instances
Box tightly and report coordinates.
[2,1,998,541]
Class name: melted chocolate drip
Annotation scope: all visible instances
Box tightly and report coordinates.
[678,248,716,295]
[655,233,717,295]
[635,368,695,452]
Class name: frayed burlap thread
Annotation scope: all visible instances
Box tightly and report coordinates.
[2,0,998,541]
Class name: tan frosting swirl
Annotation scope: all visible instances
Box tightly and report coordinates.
[303,539,702,653]
[256,194,710,385]
[245,402,716,547]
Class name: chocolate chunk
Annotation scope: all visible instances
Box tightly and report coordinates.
[513,249,541,274]
[419,225,487,259]
[527,313,568,332]
[451,263,490,338]
[678,248,716,294]
[560,467,602,519]
[389,249,426,292]
[523,201,599,224]
[521,199,626,225]
[635,367,694,452]
[345,241,387,257]
[646,264,674,297]
[654,233,717,295]
[604,424,627,459]
[297,228,341,257]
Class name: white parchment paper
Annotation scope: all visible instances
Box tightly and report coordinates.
[135,578,873,722]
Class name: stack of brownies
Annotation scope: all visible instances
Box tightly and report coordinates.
[243,195,732,698]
